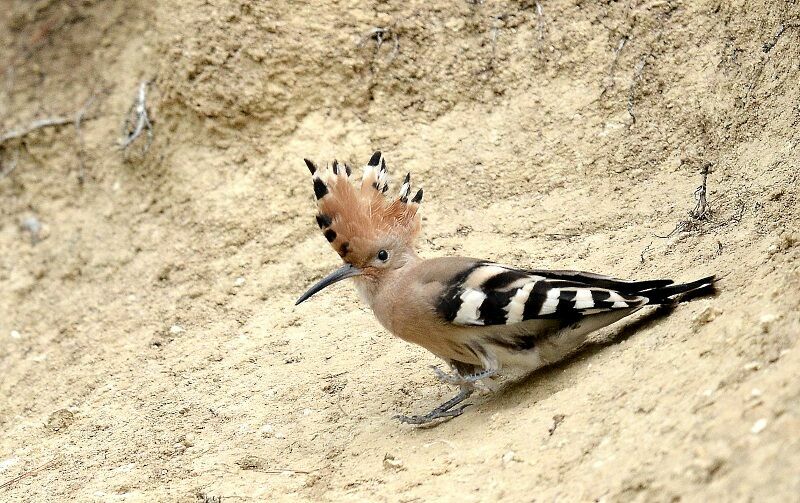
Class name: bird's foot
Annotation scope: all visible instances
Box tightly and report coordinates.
[394,387,474,426]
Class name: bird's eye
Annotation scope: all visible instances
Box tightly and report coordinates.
[377,250,389,261]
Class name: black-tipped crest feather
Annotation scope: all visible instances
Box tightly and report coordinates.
[368,151,382,166]
[313,178,328,199]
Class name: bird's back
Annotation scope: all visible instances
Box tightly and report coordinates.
[372,257,713,369]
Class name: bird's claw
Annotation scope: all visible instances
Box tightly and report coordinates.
[394,386,475,426]
[394,403,472,425]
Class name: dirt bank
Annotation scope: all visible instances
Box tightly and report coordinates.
[1,1,799,501]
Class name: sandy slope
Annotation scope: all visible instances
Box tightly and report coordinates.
[1,1,799,501]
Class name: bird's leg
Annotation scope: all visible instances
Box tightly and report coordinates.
[430,365,463,384]
[394,385,474,425]
[395,360,499,425]
[430,364,498,385]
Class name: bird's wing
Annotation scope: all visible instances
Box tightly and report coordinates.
[434,262,663,327]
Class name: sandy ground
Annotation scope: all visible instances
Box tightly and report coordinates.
[1,1,799,501]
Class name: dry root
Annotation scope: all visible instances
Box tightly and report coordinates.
[120,80,153,156]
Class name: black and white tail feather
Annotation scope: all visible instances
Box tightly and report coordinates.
[436,262,716,327]
[429,261,716,383]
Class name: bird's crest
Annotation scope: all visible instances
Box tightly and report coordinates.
[303,151,423,264]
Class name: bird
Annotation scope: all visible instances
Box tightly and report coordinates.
[295,151,716,425]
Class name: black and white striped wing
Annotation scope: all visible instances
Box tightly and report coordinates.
[436,263,665,326]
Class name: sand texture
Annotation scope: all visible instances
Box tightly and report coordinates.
[1,1,799,501]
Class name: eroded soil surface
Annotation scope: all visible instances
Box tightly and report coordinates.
[1,1,799,501]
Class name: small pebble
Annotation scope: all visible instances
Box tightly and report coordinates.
[502,450,518,465]
[751,418,768,434]
[236,455,265,471]
[383,453,404,470]
[444,17,465,32]
[20,216,43,244]
[112,463,136,475]
[743,361,760,371]
[10,330,21,339]
[692,305,721,329]
[758,314,777,333]
[234,277,246,287]
[169,325,185,335]
[47,409,75,432]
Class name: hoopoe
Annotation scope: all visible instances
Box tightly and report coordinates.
[296,152,716,425]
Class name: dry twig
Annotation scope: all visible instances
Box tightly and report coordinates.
[0,93,99,147]
[745,22,800,101]
[0,94,100,181]
[689,163,712,221]
[120,80,153,154]
[600,36,628,98]
[627,55,650,125]
[657,163,719,238]
[0,116,73,145]
[535,2,547,41]
[640,241,653,263]
[482,13,514,75]
[761,22,798,54]
[258,468,312,475]
[0,458,61,491]
[74,93,99,183]
[542,232,580,241]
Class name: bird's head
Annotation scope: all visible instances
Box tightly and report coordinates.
[296,151,423,305]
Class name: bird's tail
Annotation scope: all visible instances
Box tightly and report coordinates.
[640,275,717,305]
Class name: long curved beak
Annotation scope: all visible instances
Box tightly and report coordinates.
[295,263,362,305]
